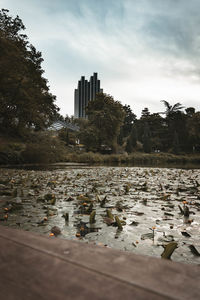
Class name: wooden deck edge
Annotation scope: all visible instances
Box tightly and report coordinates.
[0,225,199,300]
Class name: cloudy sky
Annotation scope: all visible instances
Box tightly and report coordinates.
[1,0,200,117]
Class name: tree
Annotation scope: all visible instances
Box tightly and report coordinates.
[121,104,136,137]
[58,128,70,145]
[141,107,150,119]
[185,107,195,117]
[118,104,136,146]
[161,100,184,117]
[186,112,200,152]
[142,122,152,153]
[79,126,99,152]
[160,100,186,151]
[117,130,123,146]
[86,93,125,152]
[0,9,59,135]
[125,137,132,153]
[145,113,167,151]
[137,108,165,151]
[125,126,138,153]
[172,131,180,154]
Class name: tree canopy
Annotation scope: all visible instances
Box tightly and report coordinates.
[0,9,59,135]
[79,93,125,152]
[77,95,200,154]
[112,100,199,154]
[161,100,184,117]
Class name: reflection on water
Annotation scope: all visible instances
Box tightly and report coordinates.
[1,163,89,171]
[2,161,200,171]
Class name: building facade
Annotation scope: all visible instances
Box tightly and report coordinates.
[74,72,103,118]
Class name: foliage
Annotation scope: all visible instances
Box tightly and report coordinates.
[185,107,195,116]
[64,151,200,166]
[77,96,199,155]
[78,126,99,152]
[172,131,180,154]
[118,104,136,147]
[83,93,125,152]
[186,112,200,152]
[0,132,67,164]
[58,128,76,145]
[120,104,136,137]
[161,100,184,117]
[141,107,150,119]
[142,122,152,153]
[0,9,58,135]
[21,133,67,163]
[117,130,124,146]
[125,126,137,153]
[125,137,132,153]
[121,101,200,154]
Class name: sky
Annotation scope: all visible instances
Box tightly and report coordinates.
[1,0,200,117]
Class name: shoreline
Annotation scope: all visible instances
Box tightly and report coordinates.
[1,154,200,170]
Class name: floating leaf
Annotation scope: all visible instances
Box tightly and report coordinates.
[189,245,200,256]
[178,205,184,214]
[100,196,107,208]
[77,194,90,202]
[65,196,74,202]
[44,193,54,201]
[51,226,61,236]
[161,242,178,259]
[129,221,139,226]
[181,231,191,237]
[103,217,114,226]
[141,232,154,240]
[116,200,123,212]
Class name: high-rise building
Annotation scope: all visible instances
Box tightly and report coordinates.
[74,72,103,118]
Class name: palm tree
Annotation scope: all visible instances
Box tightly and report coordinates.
[161,100,184,117]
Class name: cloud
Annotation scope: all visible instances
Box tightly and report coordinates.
[1,0,200,117]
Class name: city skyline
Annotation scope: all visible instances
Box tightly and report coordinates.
[74,72,103,118]
[2,0,200,117]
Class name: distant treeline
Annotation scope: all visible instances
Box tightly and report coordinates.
[118,101,200,154]
[59,96,199,155]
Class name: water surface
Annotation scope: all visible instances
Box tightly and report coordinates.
[0,165,200,264]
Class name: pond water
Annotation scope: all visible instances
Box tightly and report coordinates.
[0,165,200,264]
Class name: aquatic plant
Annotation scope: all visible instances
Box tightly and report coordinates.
[106,209,114,220]
[115,216,123,230]
[89,210,96,224]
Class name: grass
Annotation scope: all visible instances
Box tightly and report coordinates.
[64,151,200,167]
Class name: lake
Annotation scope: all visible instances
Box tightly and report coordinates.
[0,164,200,264]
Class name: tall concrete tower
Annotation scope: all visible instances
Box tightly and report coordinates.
[74,72,103,118]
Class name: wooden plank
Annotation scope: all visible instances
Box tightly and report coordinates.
[0,225,199,300]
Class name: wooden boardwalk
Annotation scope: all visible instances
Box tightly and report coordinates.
[0,225,199,300]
